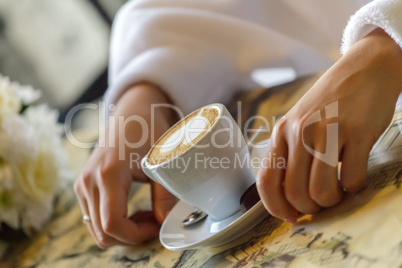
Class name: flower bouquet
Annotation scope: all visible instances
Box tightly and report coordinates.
[0,74,69,236]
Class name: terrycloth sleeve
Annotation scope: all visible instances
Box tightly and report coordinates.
[104,0,336,115]
[105,2,257,115]
[341,0,402,54]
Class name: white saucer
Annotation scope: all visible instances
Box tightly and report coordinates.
[160,199,268,251]
[160,139,271,251]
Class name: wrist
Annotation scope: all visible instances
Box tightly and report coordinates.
[115,83,177,124]
[105,83,178,156]
[340,28,402,97]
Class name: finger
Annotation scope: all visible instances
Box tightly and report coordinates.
[98,176,160,244]
[129,210,157,223]
[84,185,126,248]
[151,181,177,224]
[283,141,321,215]
[309,155,342,208]
[308,128,343,207]
[257,136,299,223]
[340,141,371,192]
[74,182,99,245]
[129,211,161,239]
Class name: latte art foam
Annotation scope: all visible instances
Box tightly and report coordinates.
[148,105,220,165]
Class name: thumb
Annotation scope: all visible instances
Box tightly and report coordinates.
[151,181,177,224]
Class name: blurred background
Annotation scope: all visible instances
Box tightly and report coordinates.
[0,0,128,127]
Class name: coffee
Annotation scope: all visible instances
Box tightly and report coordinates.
[148,105,220,165]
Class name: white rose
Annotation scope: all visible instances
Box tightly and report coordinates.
[0,76,69,233]
[0,114,38,165]
[11,105,67,205]
[16,85,42,105]
[0,161,54,233]
[0,76,21,120]
[12,148,60,205]
[23,104,63,141]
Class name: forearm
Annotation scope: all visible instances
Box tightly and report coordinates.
[329,28,402,102]
[103,83,178,160]
[352,28,401,82]
[360,28,402,94]
[113,83,177,127]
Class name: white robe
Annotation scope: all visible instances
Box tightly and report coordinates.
[105,0,402,115]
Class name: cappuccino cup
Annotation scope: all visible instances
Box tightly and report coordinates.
[141,104,255,221]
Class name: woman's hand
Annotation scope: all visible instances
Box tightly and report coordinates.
[74,83,178,248]
[257,28,402,223]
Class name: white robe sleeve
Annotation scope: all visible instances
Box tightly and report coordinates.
[341,0,402,54]
[105,2,258,115]
[104,0,372,115]
[104,0,338,115]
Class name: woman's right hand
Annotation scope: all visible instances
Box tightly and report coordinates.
[74,84,178,248]
[256,28,402,223]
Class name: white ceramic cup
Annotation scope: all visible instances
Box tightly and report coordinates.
[141,104,255,221]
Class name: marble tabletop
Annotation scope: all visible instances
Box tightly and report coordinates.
[1,75,402,267]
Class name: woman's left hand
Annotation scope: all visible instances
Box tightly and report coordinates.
[257,28,402,223]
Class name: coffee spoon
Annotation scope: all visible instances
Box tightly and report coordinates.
[181,126,266,227]
[181,209,208,227]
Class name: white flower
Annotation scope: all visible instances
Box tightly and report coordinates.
[0,74,42,120]
[16,85,42,105]
[0,114,38,165]
[23,104,63,144]
[12,153,58,204]
[0,161,54,234]
[0,75,69,234]
[11,105,67,205]
[0,75,21,120]
[0,161,13,190]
